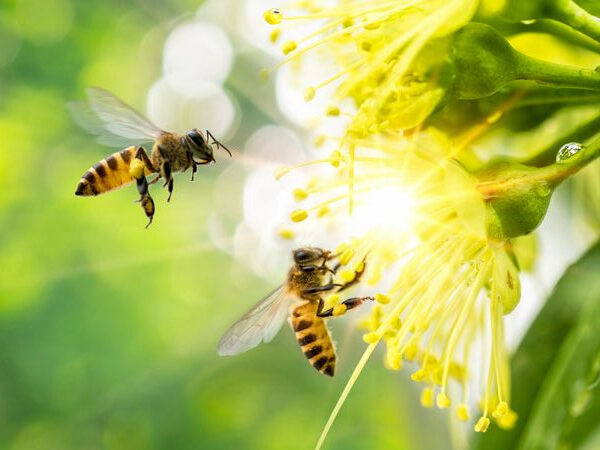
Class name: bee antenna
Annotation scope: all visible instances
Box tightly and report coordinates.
[220,143,233,158]
[206,130,232,158]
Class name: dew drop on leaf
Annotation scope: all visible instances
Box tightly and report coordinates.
[556,142,583,163]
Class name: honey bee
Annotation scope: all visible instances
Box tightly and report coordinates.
[218,247,373,376]
[71,87,231,227]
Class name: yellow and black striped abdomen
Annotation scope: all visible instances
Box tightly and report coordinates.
[290,302,336,377]
[75,146,142,196]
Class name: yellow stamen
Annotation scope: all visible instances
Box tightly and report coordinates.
[264,8,283,25]
[362,331,381,344]
[270,28,281,43]
[474,417,490,433]
[420,387,434,408]
[282,40,297,55]
[457,404,470,421]
[278,228,295,240]
[290,209,308,222]
[293,188,308,202]
[375,293,390,304]
[436,393,451,409]
[333,304,347,316]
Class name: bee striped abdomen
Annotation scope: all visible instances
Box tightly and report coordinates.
[75,146,140,196]
[290,302,336,377]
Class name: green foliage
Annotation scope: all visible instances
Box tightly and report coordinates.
[476,240,600,450]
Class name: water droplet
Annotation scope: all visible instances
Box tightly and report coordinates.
[556,142,583,163]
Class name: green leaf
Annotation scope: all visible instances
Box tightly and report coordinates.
[475,240,600,450]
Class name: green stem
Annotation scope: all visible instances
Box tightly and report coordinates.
[523,113,600,167]
[543,132,600,185]
[549,0,600,44]
[478,131,600,198]
[488,17,600,54]
[526,18,600,53]
[514,89,600,107]
[516,53,600,90]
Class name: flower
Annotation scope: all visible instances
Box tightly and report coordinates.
[276,129,524,445]
[256,0,600,445]
[264,0,479,135]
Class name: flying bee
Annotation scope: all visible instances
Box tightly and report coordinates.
[71,87,231,228]
[218,247,373,377]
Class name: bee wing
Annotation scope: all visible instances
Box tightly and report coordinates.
[218,285,295,356]
[68,87,164,147]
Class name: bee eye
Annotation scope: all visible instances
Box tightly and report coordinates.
[294,248,321,263]
[296,251,309,260]
[187,130,205,148]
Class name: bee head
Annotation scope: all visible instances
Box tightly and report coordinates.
[293,247,325,265]
[186,128,232,163]
[186,129,215,164]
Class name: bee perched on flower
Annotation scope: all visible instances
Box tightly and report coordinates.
[229,0,600,447]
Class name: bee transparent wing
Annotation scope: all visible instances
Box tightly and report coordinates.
[218,285,295,356]
[68,87,163,147]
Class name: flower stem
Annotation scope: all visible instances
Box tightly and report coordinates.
[478,131,600,198]
[516,53,600,90]
[488,17,600,54]
[524,18,600,53]
[315,343,377,450]
[523,113,600,167]
[514,87,600,107]
[549,0,600,44]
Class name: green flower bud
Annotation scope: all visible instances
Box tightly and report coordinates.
[449,23,600,100]
[450,23,519,99]
[477,161,554,239]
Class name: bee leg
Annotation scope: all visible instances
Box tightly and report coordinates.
[190,160,197,181]
[316,296,374,318]
[161,161,172,187]
[134,146,156,172]
[167,178,174,202]
[320,261,339,274]
[141,194,155,229]
[160,161,175,202]
[134,175,155,229]
[302,284,342,295]
[336,259,367,293]
[299,264,335,274]
[186,152,198,181]
[131,147,156,228]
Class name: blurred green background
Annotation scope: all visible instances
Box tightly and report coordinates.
[0,1,450,448]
